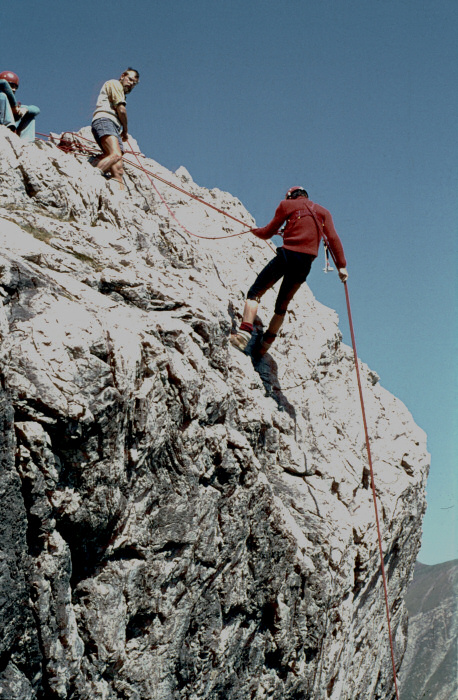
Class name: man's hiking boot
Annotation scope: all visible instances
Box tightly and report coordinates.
[253,330,277,359]
[229,330,251,353]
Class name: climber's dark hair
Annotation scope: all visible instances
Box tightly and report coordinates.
[289,188,309,199]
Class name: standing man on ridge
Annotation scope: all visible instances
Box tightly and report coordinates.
[91,68,139,191]
[230,186,348,357]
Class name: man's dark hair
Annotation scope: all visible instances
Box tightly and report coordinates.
[289,188,308,199]
[125,67,140,79]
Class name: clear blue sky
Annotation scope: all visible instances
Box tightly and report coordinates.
[3,0,457,564]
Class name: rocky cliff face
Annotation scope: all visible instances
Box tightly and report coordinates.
[0,127,430,699]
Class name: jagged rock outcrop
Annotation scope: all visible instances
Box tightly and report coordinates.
[0,126,430,699]
[401,560,458,700]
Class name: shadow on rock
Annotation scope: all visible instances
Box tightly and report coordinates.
[249,331,296,421]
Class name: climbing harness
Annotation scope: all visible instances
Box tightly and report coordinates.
[34,130,399,697]
[322,244,334,272]
[292,199,335,274]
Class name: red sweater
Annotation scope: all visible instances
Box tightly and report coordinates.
[252,197,347,269]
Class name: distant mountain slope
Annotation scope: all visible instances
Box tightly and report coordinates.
[401,560,458,700]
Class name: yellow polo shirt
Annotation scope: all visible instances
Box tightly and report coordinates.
[92,80,126,127]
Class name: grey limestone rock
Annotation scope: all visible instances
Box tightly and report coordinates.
[0,127,430,699]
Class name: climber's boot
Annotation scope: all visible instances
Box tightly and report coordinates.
[256,330,277,358]
[254,312,285,358]
[229,330,251,353]
[229,322,254,353]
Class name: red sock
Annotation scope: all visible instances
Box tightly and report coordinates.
[240,322,253,333]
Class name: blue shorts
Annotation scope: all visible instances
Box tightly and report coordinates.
[91,118,124,153]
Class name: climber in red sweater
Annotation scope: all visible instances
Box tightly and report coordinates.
[230,186,348,356]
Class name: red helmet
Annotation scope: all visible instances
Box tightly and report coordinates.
[286,186,308,199]
[0,71,19,87]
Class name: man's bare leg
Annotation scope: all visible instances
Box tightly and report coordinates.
[266,312,284,335]
[241,299,259,325]
[230,299,259,351]
[96,135,124,188]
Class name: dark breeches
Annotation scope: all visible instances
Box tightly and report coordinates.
[247,248,314,315]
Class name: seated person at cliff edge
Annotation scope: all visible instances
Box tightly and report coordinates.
[0,71,40,142]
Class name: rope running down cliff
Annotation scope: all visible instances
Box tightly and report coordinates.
[38,130,400,698]
[324,239,401,700]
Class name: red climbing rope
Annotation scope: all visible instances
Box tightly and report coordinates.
[123,140,255,240]
[36,131,277,249]
[321,234,400,699]
[343,281,400,699]
[36,131,255,241]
